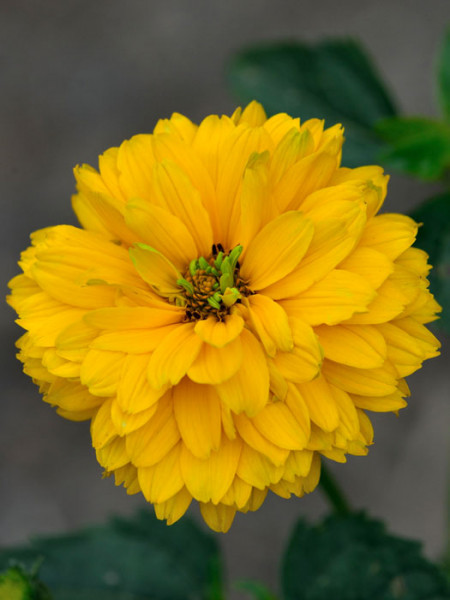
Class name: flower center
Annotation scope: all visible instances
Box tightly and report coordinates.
[176,244,251,321]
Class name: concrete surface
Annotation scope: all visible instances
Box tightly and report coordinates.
[1,1,449,597]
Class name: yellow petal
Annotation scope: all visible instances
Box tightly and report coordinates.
[85,306,181,330]
[150,161,214,257]
[90,325,179,353]
[237,444,284,489]
[352,390,408,412]
[322,360,398,397]
[45,379,102,412]
[129,244,182,296]
[180,436,242,503]
[215,328,269,416]
[117,354,167,413]
[234,413,289,466]
[284,383,311,442]
[154,487,192,525]
[236,100,267,126]
[252,400,309,450]
[138,443,184,503]
[96,436,129,470]
[359,214,418,260]
[173,379,221,459]
[148,322,203,389]
[297,375,340,432]
[220,476,252,508]
[111,400,157,436]
[125,395,180,467]
[187,336,243,384]
[116,135,155,201]
[281,270,375,326]
[200,503,237,533]
[194,313,244,348]
[315,324,386,368]
[80,349,125,397]
[246,294,293,356]
[272,318,323,383]
[339,247,394,289]
[125,201,196,270]
[241,211,314,290]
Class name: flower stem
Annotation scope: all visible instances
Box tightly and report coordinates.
[319,463,352,515]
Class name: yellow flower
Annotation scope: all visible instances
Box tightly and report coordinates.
[7,102,441,532]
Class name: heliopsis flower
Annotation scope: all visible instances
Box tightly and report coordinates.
[7,101,441,532]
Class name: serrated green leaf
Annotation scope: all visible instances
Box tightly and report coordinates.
[282,513,450,600]
[437,27,450,121]
[0,511,222,600]
[376,117,450,180]
[411,192,450,333]
[227,38,397,167]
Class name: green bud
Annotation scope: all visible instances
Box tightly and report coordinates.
[198,256,209,270]
[219,272,234,293]
[214,251,224,269]
[221,256,232,275]
[189,259,198,277]
[176,278,194,295]
[207,296,221,310]
[222,287,241,307]
[229,245,243,269]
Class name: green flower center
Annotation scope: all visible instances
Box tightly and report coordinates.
[177,244,251,321]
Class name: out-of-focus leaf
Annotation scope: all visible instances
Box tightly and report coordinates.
[282,513,450,600]
[228,39,397,167]
[235,579,278,600]
[0,564,52,600]
[437,27,450,121]
[411,192,450,332]
[376,117,450,180]
[0,511,222,600]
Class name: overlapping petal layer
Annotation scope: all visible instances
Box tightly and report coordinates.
[8,102,441,532]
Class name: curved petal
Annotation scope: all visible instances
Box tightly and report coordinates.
[240,211,314,290]
[148,322,203,389]
[272,318,322,383]
[297,375,340,432]
[187,335,243,384]
[246,294,293,356]
[216,328,269,416]
[129,244,181,297]
[252,400,309,450]
[173,379,221,459]
[315,324,387,369]
[194,313,244,348]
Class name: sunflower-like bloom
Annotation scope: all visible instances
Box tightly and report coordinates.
[7,102,441,532]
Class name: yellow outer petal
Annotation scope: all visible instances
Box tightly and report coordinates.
[80,349,125,397]
[187,336,243,385]
[180,436,242,504]
[272,318,323,383]
[237,444,284,489]
[125,395,180,467]
[322,360,398,397]
[297,375,340,432]
[241,211,314,290]
[315,324,387,369]
[281,270,376,326]
[199,503,237,533]
[194,313,244,348]
[215,328,270,416]
[138,442,184,503]
[246,294,293,356]
[359,213,418,259]
[129,245,181,296]
[173,379,221,459]
[234,413,289,466]
[148,322,203,388]
[125,201,197,270]
[252,400,309,450]
[117,354,167,413]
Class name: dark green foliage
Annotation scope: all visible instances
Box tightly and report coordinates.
[0,511,222,600]
[228,39,397,167]
[437,27,450,121]
[411,192,450,332]
[376,117,450,180]
[282,513,450,600]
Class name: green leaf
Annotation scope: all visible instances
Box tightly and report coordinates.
[0,511,223,600]
[411,192,450,333]
[228,39,397,167]
[0,564,52,600]
[376,117,450,180]
[234,579,278,600]
[282,513,450,600]
[437,27,450,121]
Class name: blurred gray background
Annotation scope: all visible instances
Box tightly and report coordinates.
[1,1,449,597]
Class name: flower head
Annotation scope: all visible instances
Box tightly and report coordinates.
[7,102,441,532]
